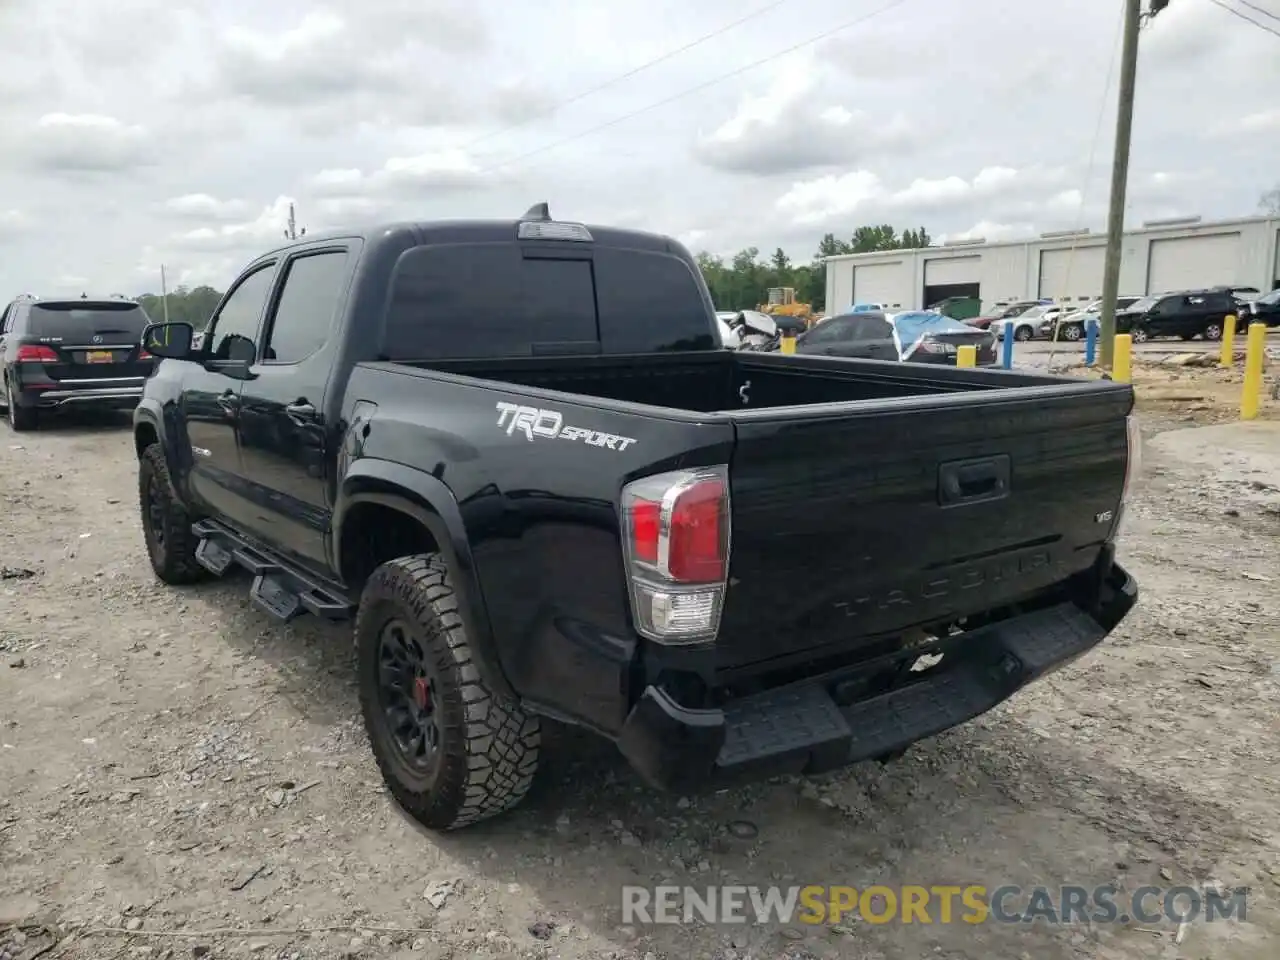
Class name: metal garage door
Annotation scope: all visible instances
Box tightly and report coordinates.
[924,255,981,286]
[829,262,854,314]
[1146,233,1241,294]
[1038,245,1105,301]
[852,261,907,309]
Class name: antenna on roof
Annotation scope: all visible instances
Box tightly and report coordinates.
[522,202,552,221]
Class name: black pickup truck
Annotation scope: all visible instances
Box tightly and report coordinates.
[134,205,1139,831]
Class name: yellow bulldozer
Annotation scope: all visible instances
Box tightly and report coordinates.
[756,287,814,326]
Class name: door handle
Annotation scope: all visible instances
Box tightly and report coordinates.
[285,400,317,424]
[939,455,1011,506]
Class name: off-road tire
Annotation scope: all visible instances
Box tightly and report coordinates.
[6,379,37,432]
[356,554,540,831]
[139,443,207,584]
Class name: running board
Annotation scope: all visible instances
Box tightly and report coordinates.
[191,520,354,623]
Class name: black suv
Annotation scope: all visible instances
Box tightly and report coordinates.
[1114,289,1236,342]
[0,295,156,430]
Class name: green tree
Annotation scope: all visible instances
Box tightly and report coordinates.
[136,285,224,330]
[694,223,934,314]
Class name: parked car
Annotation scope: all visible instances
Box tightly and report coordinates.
[1115,288,1236,342]
[0,294,156,431]
[968,300,1042,331]
[1053,297,1142,342]
[795,309,998,365]
[993,304,1066,341]
[1238,288,1280,328]
[133,205,1139,832]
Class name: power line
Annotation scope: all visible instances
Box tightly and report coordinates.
[1207,0,1280,38]
[460,0,796,155]
[473,0,911,176]
[1232,0,1280,23]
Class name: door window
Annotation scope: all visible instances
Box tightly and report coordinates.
[851,316,892,340]
[207,264,276,363]
[261,250,350,363]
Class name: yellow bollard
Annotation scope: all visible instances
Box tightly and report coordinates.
[1220,314,1237,368]
[779,335,796,355]
[1113,334,1132,383]
[1241,322,1267,420]
[956,344,976,368]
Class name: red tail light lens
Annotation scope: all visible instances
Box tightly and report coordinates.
[15,345,58,363]
[621,467,731,644]
[138,347,152,360]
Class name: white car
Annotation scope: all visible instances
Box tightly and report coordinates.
[992,304,1067,341]
[715,311,742,349]
[1055,297,1142,341]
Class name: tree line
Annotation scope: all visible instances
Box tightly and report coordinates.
[135,286,223,330]
[695,225,932,312]
[131,224,935,324]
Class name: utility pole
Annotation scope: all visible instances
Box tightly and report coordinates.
[1098,0,1143,368]
[1098,0,1169,366]
[160,264,170,324]
[284,202,307,241]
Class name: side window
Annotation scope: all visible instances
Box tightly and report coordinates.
[261,250,350,363]
[0,304,12,334]
[853,317,892,340]
[207,265,276,363]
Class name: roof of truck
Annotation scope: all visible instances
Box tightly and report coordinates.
[256,209,686,260]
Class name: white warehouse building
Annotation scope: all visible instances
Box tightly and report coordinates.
[822,215,1280,314]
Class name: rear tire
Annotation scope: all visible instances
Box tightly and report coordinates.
[138,443,207,584]
[357,554,540,831]
[1014,325,1033,342]
[1062,324,1082,342]
[6,380,37,432]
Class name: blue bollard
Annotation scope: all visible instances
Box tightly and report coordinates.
[1084,317,1098,366]
[1001,327,1014,369]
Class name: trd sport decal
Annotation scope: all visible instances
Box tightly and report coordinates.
[495,401,637,451]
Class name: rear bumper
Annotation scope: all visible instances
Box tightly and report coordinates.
[617,556,1138,793]
[16,384,144,410]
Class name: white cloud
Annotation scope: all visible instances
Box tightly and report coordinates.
[694,59,916,175]
[0,210,30,241]
[20,113,150,173]
[0,0,1274,296]
[162,194,251,220]
[169,196,298,254]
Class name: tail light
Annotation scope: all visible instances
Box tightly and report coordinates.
[916,339,956,355]
[620,466,730,644]
[138,347,152,360]
[1108,414,1141,541]
[15,345,58,363]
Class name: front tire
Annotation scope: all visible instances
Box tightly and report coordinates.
[356,554,540,831]
[1202,321,1224,342]
[138,443,207,584]
[1014,325,1033,342]
[1130,325,1150,344]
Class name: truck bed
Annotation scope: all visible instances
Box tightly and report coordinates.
[377,351,1132,680]
[415,350,1059,412]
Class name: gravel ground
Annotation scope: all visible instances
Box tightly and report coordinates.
[1,405,1278,960]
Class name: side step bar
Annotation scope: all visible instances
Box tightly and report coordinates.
[191,520,354,623]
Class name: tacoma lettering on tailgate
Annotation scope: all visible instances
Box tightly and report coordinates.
[495,401,637,451]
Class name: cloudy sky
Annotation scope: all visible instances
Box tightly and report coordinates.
[1,0,1277,297]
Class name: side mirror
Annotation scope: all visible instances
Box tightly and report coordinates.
[142,321,195,360]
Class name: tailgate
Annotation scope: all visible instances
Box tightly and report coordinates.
[27,301,152,381]
[717,384,1132,673]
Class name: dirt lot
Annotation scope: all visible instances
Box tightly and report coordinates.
[2,390,1279,959]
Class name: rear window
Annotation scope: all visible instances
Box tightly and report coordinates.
[29,302,150,342]
[383,242,716,360]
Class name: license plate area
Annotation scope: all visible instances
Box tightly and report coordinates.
[85,350,115,364]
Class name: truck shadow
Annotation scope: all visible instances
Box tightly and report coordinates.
[197,583,1268,960]
[12,408,134,434]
